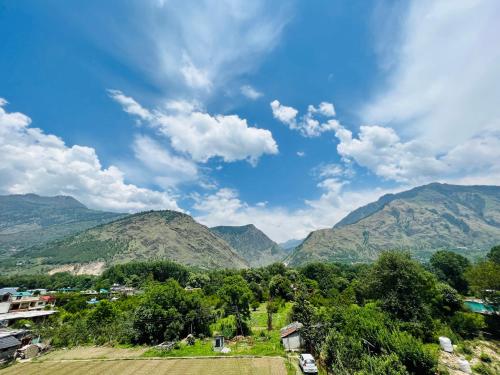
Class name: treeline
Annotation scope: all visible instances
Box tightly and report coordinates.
[3,247,499,374]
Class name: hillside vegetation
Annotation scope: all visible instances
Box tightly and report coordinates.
[0,194,124,253]
[20,210,248,271]
[288,183,500,265]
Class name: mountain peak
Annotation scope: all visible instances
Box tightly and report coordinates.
[210,224,286,267]
[290,182,500,266]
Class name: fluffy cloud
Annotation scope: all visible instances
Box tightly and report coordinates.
[240,85,263,100]
[110,90,278,165]
[271,100,339,137]
[365,0,500,149]
[332,122,500,185]
[193,182,399,243]
[0,99,180,212]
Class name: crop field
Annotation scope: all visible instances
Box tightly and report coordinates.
[0,357,287,375]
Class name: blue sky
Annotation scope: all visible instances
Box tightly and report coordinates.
[1,0,500,242]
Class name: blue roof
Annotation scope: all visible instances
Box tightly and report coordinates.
[0,335,21,350]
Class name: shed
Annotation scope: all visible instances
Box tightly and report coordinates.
[213,335,224,351]
[0,335,21,363]
[280,321,303,351]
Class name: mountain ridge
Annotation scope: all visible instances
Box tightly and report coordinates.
[288,183,500,266]
[210,224,287,267]
[17,210,249,272]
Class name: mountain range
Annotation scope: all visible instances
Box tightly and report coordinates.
[286,183,500,265]
[2,183,500,274]
[0,194,124,255]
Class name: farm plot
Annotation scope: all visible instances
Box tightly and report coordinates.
[0,357,287,375]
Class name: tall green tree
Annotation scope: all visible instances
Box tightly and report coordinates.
[367,251,436,322]
[218,275,252,335]
[430,250,470,293]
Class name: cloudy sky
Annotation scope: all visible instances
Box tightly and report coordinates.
[1,0,500,242]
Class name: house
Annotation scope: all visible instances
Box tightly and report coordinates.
[0,335,21,363]
[280,321,304,351]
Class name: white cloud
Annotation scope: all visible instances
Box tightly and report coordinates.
[240,85,263,100]
[132,135,199,187]
[296,151,305,157]
[110,90,278,165]
[271,100,339,137]
[180,53,212,90]
[270,100,298,125]
[332,122,500,185]
[0,99,180,212]
[193,183,399,243]
[106,89,152,121]
[82,1,291,96]
[365,0,500,149]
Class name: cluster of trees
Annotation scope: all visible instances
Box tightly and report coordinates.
[4,247,499,374]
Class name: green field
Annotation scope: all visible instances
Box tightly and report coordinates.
[144,302,292,358]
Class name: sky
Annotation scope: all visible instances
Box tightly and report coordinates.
[1,0,500,242]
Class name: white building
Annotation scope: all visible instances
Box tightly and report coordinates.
[280,321,304,351]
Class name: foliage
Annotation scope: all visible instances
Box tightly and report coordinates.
[269,274,293,300]
[430,250,470,293]
[133,280,211,345]
[487,245,500,264]
[450,312,486,338]
[367,251,436,323]
[101,260,190,286]
[466,260,500,307]
[217,275,252,336]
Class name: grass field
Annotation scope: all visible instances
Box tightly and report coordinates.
[0,357,287,375]
[144,302,292,358]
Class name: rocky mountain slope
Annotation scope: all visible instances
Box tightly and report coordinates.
[0,194,125,254]
[19,210,248,271]
[287,183,500,265]
[210,224,287,267]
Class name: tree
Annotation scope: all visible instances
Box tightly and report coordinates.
[465,260,500,307]
[487,245,500,264]
[269,274,293,301]
[266,300,279,330]
[430,250,470,293]
[367,251,436,322]
[218,275,252,336]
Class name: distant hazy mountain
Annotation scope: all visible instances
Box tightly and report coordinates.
[287,183,500,266]
[210,224,287,267]
[0,194,125,253]
[20,210,248,271]
[279,239,303,252]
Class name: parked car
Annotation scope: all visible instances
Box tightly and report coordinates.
[299,353,318,374]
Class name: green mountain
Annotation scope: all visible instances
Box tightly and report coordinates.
[210,224,287,267]
[20,210,248,272]
[287,183,500,266]
[0,194,125,254]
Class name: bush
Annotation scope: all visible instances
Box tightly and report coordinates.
[356,354,407,375]
[450,312,486,338]
[479,352,492,363]
[387,331,437,375]
[213,315,250,339]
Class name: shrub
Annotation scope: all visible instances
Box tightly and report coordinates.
[479,352,492,363]
[356,354,407,375]
[213,315,250,338]
[450,312,486,338]
[387,331,437,375]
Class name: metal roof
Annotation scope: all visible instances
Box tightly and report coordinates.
[280,321,303,338]
[0,310,57,321]
[0,335,21,350]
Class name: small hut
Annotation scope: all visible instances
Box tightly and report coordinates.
[213,335,224,351]
[280,321,303,351]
